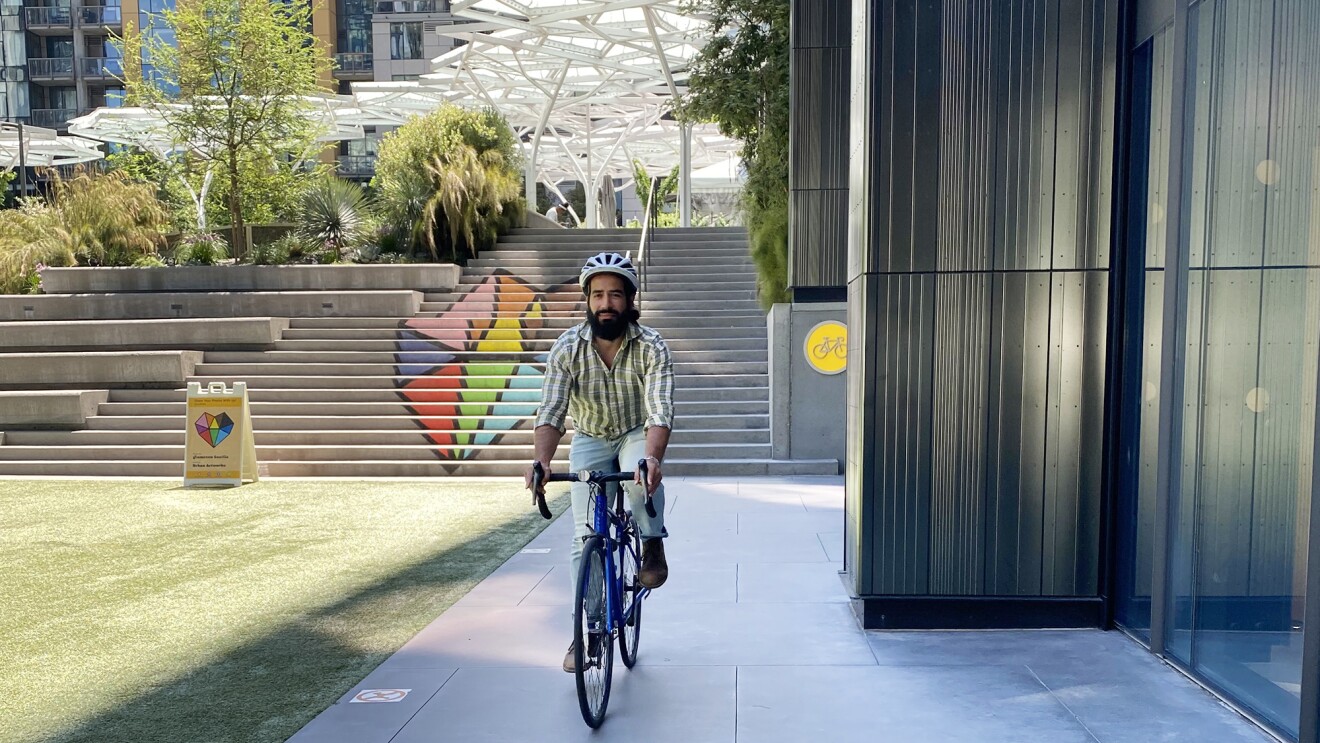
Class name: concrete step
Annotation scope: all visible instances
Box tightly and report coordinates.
[284,315,767,330]
[0,442,774,462]
[281,329,765,345]
[95,399,769,419]
[475,248,751,261]
[179,372,770,390]
[203,349,769,364]
[420,290,758,303]
[80,412,766,432]
[106,385,770,403]
[457,273,757,287]
[0,457,835,478]
[468,257,753,270]
[274,330,765,345]
[190,360,769,377]
[6,427,770,447]
[414,300,763,313]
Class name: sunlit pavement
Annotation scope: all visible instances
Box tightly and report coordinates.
[289,476,1270,743]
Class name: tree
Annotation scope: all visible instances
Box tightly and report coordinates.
[372,104,524,262]
[115,0,332,256]
[680,0,790,306]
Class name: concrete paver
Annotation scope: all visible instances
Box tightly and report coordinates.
[288,476,1273,743]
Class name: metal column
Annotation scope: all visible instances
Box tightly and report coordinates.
[678,122,691,227]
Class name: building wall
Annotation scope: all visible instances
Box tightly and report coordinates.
[788,0,849,292]
[842,0,1119,622]
[768,302,847,467]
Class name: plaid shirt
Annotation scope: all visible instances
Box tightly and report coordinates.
[534,321,675,439]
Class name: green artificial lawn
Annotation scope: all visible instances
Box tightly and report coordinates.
[0,479,570,743]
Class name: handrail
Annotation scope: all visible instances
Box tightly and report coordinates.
[636,176,658,300]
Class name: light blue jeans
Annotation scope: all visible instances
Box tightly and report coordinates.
[567,425,667,596]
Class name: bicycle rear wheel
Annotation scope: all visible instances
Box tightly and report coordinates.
[574,535,613,728]
[617,525,643,668]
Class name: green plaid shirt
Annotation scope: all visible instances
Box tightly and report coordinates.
[535,321,675,439]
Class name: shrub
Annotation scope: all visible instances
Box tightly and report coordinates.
[133,254,167,268]
[296,176,376,261]
[173,232,230,265]
[372,104,524,263]
[246,233,303,265]
[0,169,169,293]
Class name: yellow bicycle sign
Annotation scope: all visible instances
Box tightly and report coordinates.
[804,320,847,375]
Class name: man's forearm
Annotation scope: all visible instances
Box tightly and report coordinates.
[645,425,671,462]
[534,425,563,466]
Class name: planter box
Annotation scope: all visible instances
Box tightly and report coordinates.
[0,318,289,351]
[0,291,422,321]
[39,263,461,294]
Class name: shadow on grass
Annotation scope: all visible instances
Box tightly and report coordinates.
[43,496,569,743]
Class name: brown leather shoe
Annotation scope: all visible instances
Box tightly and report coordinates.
[639,538,668,588]
[563,635,602,673]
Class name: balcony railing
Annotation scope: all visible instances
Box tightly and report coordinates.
[28,57,75,79]
[80,57,122,78]
[333,52,373,75]
[374,0,438,12]
[337,155,376,178]
[30,108,78,128]
[24,5,73,27]
[78,5,121,26]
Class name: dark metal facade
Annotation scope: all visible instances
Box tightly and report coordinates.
[842,0,1120,610]
[788,0,850,291]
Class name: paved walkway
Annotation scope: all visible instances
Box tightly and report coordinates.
[288,476,1271,743]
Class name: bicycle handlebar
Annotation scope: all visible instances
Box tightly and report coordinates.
[529,460,658,520]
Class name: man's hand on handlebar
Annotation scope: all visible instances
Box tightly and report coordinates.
[636,456,662,496]
[525,459,550,495]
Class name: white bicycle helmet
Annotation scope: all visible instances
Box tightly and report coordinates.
[579,252,638,293]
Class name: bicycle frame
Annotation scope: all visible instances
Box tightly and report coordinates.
[531,460,655,639]
[584,479,650,639]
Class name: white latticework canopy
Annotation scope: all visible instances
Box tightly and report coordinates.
[67,99,365,157]
[401,0,740,225]
[67,98,366,230]
[0,123,104,169]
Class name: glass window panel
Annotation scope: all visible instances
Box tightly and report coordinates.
[1166,0,1318,737]
[389,21,422,60]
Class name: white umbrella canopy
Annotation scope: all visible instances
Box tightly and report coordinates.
[0,123,104,169]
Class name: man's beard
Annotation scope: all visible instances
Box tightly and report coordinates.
[587,307,639,341]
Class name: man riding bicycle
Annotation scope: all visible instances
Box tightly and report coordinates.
[524,251,674,674]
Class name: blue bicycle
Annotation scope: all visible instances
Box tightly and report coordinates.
[531,459,655,728]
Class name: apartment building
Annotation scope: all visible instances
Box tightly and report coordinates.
[1,0,465,182]
[332,0,465,181]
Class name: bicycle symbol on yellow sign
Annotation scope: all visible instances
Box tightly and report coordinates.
[804,320,848,375]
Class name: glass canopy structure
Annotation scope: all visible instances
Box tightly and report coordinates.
[369,0,740,226]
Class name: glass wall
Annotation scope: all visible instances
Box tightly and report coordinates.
[1156,0,1319,737]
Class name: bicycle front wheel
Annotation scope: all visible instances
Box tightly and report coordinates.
[574,535,613,728]
[617,525,643,668]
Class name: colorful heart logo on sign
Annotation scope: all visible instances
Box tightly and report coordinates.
[194,412,234,447]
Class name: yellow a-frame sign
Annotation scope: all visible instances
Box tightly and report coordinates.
[184,381,258,487]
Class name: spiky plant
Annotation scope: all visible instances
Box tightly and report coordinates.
[297,176,375,261]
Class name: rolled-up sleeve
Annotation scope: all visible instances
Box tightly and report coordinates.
[643,336,674,430]
[535,341,572,432]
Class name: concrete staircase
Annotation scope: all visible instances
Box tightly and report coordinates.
[0,227,837,477]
